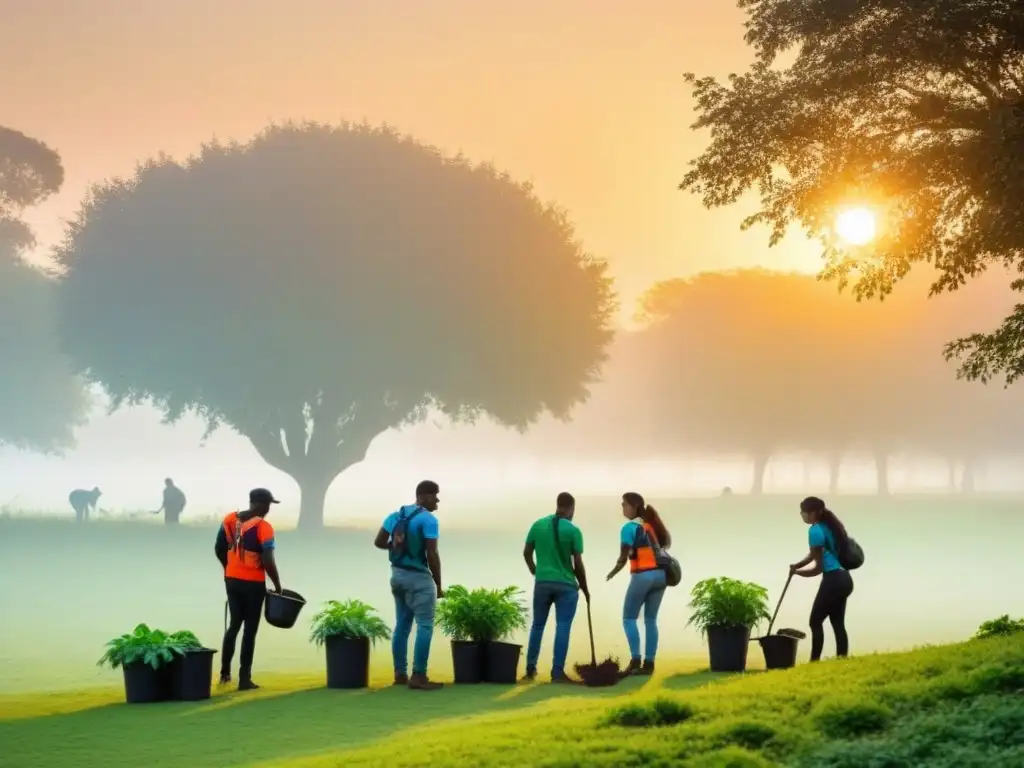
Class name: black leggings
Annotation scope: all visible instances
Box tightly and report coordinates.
[809,569,854,661]
[221,578,266,680]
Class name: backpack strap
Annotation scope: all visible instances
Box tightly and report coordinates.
[551,516,574,572]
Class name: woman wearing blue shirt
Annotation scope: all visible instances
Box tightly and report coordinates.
[606,492,672,676]
[790,496,854,661]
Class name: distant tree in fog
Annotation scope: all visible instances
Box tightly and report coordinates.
[680,0,1024,387]
[55,122,615,528]
[0,127,88,452]
[632,269,991,495]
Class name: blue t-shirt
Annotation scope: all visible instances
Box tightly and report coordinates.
[809,523,842,573]
[382,504,439,572]
[620,520,645,546]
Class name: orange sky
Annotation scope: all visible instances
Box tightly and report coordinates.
[3,0,824,325]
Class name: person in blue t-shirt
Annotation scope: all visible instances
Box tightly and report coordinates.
[790,496,855,661]
[374,480,444,691]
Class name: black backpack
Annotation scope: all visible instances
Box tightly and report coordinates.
[389,507,425,567]
[838,535,865,571]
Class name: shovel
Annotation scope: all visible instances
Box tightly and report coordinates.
[751,572,806,669]
[574,598,621,687]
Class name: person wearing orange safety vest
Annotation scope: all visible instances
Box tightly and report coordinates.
[214,488,283,691]
[605,491,672,677]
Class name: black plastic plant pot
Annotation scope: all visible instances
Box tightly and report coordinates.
[265,589,307,630]
[707,625,751,672]
[325,635,370,689]
[483,641,522,684]
[759,634,799,670]
[122,660,173,704]
[169,648,218,701]
[451,640,484,684]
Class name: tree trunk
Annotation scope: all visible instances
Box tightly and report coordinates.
[294,470,337,530]
[961,457,976,494]
[828,450,843,495]
[874,449,890,496]
[751,451,769,495]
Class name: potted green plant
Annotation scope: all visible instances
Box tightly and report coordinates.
[436,585,528,684]
[97,623,203,703]
[686,577,770,672]
[165,630,219,701]
[309,599,391,689]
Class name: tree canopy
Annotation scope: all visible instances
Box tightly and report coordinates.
[680,0,1024,384]
[56,122,615,527]
[618,269,1022,493]
[0,126,87,453]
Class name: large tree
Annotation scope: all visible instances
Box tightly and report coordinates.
[680,0,1024,385]
[0,126,87,452]
[56,123,615,527]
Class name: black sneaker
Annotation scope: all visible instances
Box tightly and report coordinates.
[619,658,643,678]
[218,673,232,685]
[520,668,537,682]
[237,679,261,691]
[638,660,655,675]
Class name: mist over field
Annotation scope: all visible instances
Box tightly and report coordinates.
[3,490,1022,694]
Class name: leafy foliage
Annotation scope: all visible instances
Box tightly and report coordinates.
[976,614,1024,640]
[55,122,615,527]
[687,577,771,635]
[680,0,1024,385]
[602,698,695,728]
[435,585,528,643]
[0,125,64,251]
[96,623,203,670]
[309,599,391,647]
[812,698,893,739]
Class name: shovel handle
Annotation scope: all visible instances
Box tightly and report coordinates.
[766,571,794,637]
[586,601,597,667]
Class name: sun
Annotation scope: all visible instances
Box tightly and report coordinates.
[834,207,877,246]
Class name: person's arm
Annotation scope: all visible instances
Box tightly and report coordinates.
[607,523,634,581]
[258,522,282,592]
[789,552,814,571]
[373,527,392,550]
[795,526,825,577]
[571,528,589,601]
[523,542,536,576]
[606,544,631,581]
[214,526,229,569]
[423,516,443,597]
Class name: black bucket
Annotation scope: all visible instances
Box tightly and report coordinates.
[484,641,522,684]
[707,625,751,672]
[169,648,217,701]
[325,636,371,689]
[451,641,484,684]
[122,660,172,704]
[759,634,799,670]
[264,589,306,629]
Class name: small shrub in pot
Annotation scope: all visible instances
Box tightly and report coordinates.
[436,585,528,684]
[686,577,770,673]
[309,599,391,689]
[97,623,202,703]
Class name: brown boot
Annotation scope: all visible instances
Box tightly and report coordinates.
[408,673,443,691]
[393,673,409,686]
[638,660,655,675]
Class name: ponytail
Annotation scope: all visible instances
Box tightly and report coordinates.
[641,504,671,548]
[820,508,849,553]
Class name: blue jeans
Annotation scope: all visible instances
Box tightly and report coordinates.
[525,581,579,678]
[390,567,437,676]
[623,569,667,662]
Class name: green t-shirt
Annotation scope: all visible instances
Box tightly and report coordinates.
[526,514,583,586]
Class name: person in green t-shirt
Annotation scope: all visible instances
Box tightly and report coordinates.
[522,491,590,682]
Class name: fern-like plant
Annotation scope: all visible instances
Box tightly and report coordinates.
[686,577,771,636]
[436,585,528,643]
[96,623,203,670]
[309,600,391,647]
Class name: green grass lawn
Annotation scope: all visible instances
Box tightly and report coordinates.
[2,635,1023,768]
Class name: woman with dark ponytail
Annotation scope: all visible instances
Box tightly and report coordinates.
[606,492,671,676]
[791,496,854,661]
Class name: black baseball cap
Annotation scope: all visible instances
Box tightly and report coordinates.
[249,488,280,505]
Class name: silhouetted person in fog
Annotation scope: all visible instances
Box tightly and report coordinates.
[69,487,101,522]
[790,496,855,661]
[214,488,283,691]
[155,478,187,525]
